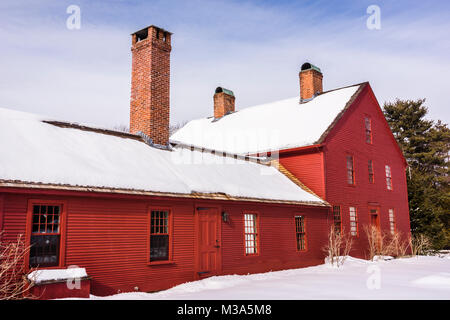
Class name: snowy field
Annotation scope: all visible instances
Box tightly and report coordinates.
[82,254,450,300]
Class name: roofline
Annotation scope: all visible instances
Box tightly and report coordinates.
[272,160,327,203]
[170,141,271,164]
[0,180,329,207]
[249,144,324,157]
[316,82,368,144]
[43,120,143,141]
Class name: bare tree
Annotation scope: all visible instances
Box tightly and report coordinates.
[0,233,36,300]
[410,234,432,256]
[323,226,353,267]
[384,231,409,258]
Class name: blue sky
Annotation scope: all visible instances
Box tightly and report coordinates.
[0,0,449,128]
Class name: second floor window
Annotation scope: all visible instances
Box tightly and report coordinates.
[385,165,393,190]
[346,155,355,185]
[368,160,374,183]
[365,116,372,143]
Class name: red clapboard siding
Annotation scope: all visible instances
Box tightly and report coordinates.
[280,149,325,199]
[277,84,411,258]
[323,84,410,257]
[0,189,329,296]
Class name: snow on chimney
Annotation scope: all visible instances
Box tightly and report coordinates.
[214,87,235,119]
[299,62,323,102]
[130,25,172,146]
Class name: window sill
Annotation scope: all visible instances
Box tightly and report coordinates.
[147,260,175,266]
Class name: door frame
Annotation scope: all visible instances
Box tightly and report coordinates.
[368,206,381,232]
[194,206,222,279]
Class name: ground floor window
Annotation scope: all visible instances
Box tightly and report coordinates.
[244,213,258,255]
[295,216,306,251]
[150,210,170,261]
[388,209,396,235]
[333,206,342,234]
[349,207,358,236]
[29,204,63,268]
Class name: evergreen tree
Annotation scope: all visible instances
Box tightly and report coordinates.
[383,99,449,249]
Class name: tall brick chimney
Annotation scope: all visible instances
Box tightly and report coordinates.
[214,87,235,119]
[130,25,172,146]
[299,62,323,101]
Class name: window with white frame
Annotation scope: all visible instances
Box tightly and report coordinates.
[244,213,258,255]
[349,207,358,236]
[389,209,395,235]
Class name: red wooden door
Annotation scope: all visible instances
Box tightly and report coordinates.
[369,208,380,232]
[196,208,221,278]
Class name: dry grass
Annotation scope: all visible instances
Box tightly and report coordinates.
[410,234,432,256]
[364,226,413,260]
[0,233,36,300]
[323,226,353,267]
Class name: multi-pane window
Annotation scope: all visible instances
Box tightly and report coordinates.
[385,165,393,190]
[295,216,306,251]
[333,206,342,234]
[150,210,170,261]
[389,209,395,235]
[349,207,358,236]
[244,213,258,255]
[365,116,372,143]
[346,155,355,185]
[368,160,374,183]
[29,204,62,268]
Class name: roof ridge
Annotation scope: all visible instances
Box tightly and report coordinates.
[43,120,143,141]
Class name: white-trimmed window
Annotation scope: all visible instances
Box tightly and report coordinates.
[244,213,258,255]
[349,207,358,236]
[385,165,393,190]
[389,209,395,235]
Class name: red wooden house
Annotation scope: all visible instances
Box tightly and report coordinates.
[172,63,412,258]
[0,25,333,298]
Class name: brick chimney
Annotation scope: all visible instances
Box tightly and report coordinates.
[214,87,235,119]
[299,62,323,101]
[130,25,172,146]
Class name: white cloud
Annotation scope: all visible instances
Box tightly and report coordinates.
[0,0,448,128]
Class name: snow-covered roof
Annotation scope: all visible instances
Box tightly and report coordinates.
[0,107,326,205]
[171,83,364,154]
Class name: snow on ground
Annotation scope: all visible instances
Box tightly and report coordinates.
[85,255,450,300]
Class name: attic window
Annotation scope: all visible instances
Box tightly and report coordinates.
[135,28,148,42]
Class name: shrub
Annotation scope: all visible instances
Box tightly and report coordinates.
[323,226,353,267]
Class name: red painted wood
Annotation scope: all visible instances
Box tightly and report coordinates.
[197,208,221,278]
[0,189,329,296]
[278,83,411,258]
[280,149,326,199]
[29,279,90,300]
[0,194,4,240]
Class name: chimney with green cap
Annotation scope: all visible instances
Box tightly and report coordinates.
[214,87,235,119]
[299,62,323,101]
